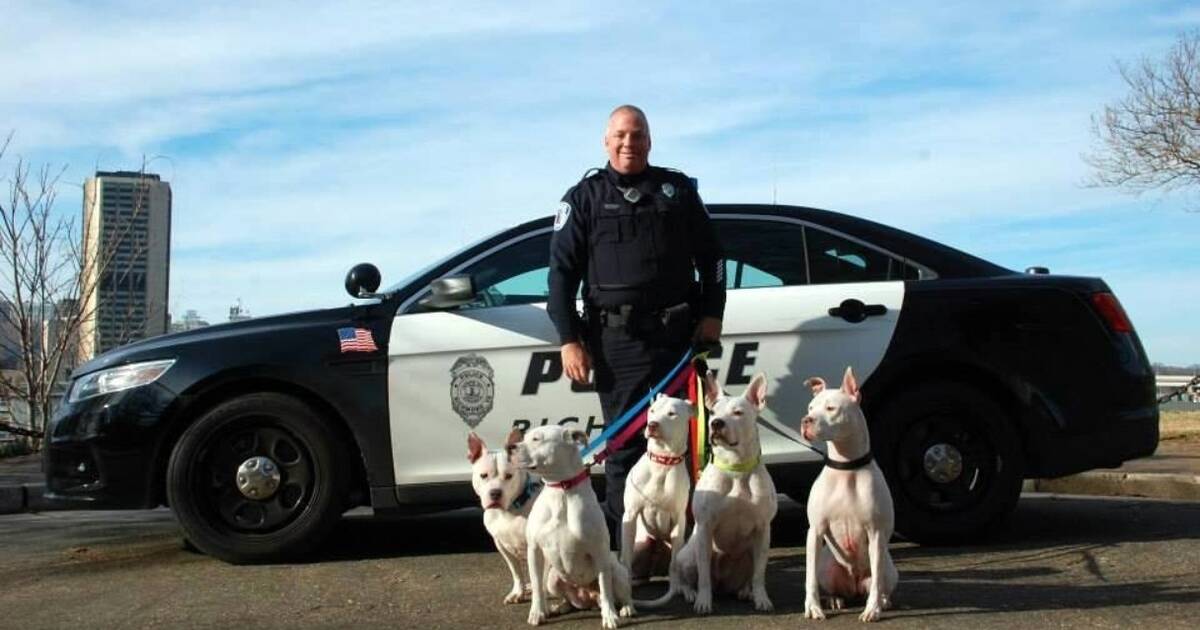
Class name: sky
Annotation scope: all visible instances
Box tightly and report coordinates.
[1,0,1198,365]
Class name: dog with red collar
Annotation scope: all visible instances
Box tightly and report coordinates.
[621,393,693,585]
[508,425,636,628]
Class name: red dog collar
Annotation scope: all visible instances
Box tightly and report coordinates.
[648,452,684,466]
[546,468,591,490]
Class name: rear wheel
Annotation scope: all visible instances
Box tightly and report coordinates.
[874,383,1024,544]
[166,393,349,563]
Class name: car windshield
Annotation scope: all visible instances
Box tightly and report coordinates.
[382,226,511,294]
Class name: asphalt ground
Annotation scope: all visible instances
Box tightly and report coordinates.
[0,495,1198,629]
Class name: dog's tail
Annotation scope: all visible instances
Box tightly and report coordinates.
[632,557,680,609]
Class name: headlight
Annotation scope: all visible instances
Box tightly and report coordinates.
[68,359,176,403]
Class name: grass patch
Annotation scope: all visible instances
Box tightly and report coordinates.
[1161,410,1200,441]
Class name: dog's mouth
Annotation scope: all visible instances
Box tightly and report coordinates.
[485,501,504,510]
[710,432,739,448]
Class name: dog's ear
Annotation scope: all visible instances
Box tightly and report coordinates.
[467,432,486,464]
[746,372,768,411]
[566,428,588,447]
[505,428,525,448]
[703,370,721,409]
[685,400,697,418]
[841,366,861,403]
[804,377,826,396]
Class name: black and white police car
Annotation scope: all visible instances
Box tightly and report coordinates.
[45,204,1158,563]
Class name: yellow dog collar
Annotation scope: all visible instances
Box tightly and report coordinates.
[713,455,760,474]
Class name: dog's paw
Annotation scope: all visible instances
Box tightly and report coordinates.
[527,608,547,626]
[693,592,713,615]
[860,601,883,622]
[550,599,574,616]
[803,598,826,620]
[680,585,697,603]
[619,604,637,618]
[753,592,774,612]
[822,596,845,611]
[601,608,621,629]
[737,585,753,601]
[504,589,526,604]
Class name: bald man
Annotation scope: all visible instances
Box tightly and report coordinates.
[547,105,726,555]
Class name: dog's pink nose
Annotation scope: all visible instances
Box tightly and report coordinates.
[488,489,502,501]
[711,419,725,431]
[648,421,659,431]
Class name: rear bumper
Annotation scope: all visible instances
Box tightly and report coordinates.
[42,384,175,509]
[1031,404,1159,479]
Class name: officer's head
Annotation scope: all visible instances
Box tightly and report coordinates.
[605,104,651,175]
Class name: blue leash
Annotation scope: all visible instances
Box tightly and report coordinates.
[582,348,695,459]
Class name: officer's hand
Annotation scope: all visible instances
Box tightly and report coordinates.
[561,341,592,385]
[694,317,722,344]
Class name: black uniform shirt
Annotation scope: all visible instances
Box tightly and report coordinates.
[547,163,726,344]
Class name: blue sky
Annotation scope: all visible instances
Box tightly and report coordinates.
[2,0,1198,365]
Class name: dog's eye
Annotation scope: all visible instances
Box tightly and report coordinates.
[733,409,743,416]
[826,406,836,412]
[479,473,488,479]
[504,473,513,480]
[668,412,676,417]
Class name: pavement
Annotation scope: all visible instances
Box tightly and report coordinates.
[3,422,1199,514]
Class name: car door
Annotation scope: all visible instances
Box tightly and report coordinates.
[386,227,602,486]
[712,215,918,464]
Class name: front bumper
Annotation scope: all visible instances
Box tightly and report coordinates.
[43,383,177,509]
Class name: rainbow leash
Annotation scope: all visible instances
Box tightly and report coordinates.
[688,353,712,482]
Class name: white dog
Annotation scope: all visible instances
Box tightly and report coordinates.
[621,393,693,582]
[509,425,636,628]
[468,431,542,604]
[799,367,898,622]
[638,371,778,614]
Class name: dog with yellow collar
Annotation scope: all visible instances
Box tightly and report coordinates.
[636,371,778,614]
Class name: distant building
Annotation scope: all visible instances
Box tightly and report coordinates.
[79,171,172,358]
[169,309,210,333]
[228,300,251,323]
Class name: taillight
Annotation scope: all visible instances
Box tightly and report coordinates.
[1090,292,1133,334]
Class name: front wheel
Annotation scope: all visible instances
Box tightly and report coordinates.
[166,393,349,563]
[873,383,1024,544]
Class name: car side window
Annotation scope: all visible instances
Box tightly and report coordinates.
[459,232,553,310]
[406,232,553,313]
[715,219,807,288]
[805,226,920,284]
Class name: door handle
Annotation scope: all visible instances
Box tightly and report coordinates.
[829,298,888,324]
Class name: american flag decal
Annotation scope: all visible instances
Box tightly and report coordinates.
[337,327,378,353]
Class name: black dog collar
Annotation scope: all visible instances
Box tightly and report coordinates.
[509,477,541,512]
[824,451,873,471]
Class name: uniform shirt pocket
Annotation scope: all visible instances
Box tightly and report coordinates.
[595,207,636,243]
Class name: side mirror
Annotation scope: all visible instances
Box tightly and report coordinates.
[419,275,477,310]
[345,263,382,298]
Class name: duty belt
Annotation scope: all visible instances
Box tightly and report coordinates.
[592,302,690,330]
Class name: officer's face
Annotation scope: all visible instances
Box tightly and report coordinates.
[605,110,651,175]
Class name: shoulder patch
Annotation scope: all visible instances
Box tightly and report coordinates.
[553,201,572,231]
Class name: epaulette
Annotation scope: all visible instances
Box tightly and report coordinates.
[579,167,604,182]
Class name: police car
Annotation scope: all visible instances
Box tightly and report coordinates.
[44,204,1158,563]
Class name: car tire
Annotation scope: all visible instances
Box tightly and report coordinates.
[873,383,1024,545]
[166,392,349,563]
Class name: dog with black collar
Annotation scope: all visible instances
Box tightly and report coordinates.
[798,367,898,622]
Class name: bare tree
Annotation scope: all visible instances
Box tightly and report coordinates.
[0,133,152,449]
[1086,31,1200,207]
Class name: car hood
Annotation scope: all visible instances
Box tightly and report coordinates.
[72,305,359,377]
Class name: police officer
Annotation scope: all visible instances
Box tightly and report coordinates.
[547,104,726,548]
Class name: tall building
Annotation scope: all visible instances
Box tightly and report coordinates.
[79,171,171,358]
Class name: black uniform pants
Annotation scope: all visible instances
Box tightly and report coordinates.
[588,322,690,548]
